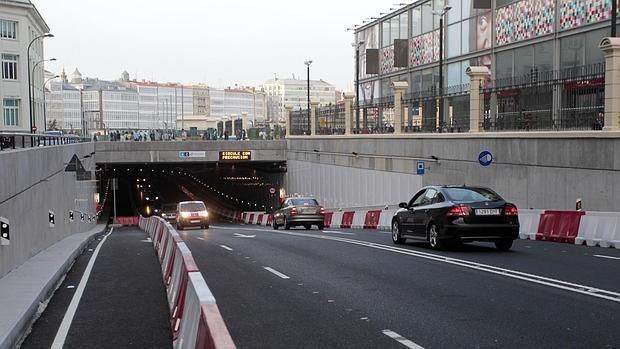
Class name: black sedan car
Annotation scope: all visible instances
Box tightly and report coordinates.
[391,186,519,250]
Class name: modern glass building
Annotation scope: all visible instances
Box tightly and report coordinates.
[354,0,615,132]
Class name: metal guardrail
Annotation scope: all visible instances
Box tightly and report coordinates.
[0,133,87,151]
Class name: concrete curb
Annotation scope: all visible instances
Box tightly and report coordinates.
[0,224,108,349]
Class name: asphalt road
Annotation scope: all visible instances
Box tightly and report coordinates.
[179,222,620,349]
[21,227,172,349]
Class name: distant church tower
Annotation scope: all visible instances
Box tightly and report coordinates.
[70,68,83,84]
[121,70,130,82]
[60,68,67,83]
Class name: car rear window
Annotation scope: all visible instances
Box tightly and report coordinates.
[179,202,206,211]
[290,199,319,206]
[444,188,502,203]
[162,204,177,211]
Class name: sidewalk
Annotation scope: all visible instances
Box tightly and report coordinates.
[0,224,107,349]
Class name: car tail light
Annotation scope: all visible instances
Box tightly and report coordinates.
[504,205,518,216]
[291,207,298,215]
[320,207,325,214]
[447,205,470,217]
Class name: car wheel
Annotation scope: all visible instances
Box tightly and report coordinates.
[318,223,324,230]
[284,217,291,230]
[428,223,444,250]
[204,225,209,230]
[177,224,183,231]
[392,220,405,244]
[304,224,311,230]
[495,239,513,251]
[272,220,279,230]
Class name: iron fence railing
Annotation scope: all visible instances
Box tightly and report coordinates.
[482,63,605,132]
[0,132,87,151]
[317,103,346,135]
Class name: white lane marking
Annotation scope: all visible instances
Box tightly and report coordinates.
[323,230,355,235]
[215,225,620,303]
[140,237,152,243]
[263,266,290,279]
[382,330,424,349]
[197,237,205,241]
[51,228,113,349]
[594,254,620,261]
[220,245,233,251]
[234,233,256,238]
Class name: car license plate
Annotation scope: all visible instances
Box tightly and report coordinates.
[190,220,200,223]
[475,209,501,216]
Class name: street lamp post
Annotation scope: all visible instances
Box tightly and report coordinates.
[304,60,313,133]
[353,41,365,133]
[434,6,451,133]
[27,33,54,133]
[32,58,56,130]
[613,0,618,37]
[42,74,59,131]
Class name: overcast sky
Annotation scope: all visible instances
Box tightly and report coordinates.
[34,0,396,90]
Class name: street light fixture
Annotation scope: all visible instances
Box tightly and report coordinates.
[32,57,57,129]
[433,6,451,133]
[43,75,60,131]
[353,41,365,132]
[304,60,313,134]
[27,33,54,133]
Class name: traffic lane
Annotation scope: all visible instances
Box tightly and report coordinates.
[183,225,619,349]
[180,229,400,349]
[263,224,620,293]
[62,228,171,348]
[21,234,107,348]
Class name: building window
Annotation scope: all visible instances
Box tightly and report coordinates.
[0,20,17,39]
[3,99,19,126]
[2,54,18,80]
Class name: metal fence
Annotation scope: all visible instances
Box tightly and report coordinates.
[402,83,470,133]
[317,103,346,135]
[0,132,87,151]
[482,63,605,131]
[289,109,310,136]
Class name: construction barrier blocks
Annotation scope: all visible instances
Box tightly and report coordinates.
[138,216,235,349]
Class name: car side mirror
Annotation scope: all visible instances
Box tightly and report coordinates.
[399,202,408,208]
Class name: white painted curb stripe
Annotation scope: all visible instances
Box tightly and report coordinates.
[220,245,233,251]
[51,228,113,349]
[263,267,290,279]
[382,330,424,349]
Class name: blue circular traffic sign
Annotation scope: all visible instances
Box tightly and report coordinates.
[478,151,493,167]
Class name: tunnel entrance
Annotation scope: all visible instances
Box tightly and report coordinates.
[97,161,286,220]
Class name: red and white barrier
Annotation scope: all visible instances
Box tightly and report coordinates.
[576,211,620,248]
[138,216,235,348]
[229,206,619,249]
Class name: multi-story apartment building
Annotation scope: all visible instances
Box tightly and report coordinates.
[0,0,50,132]
[263,78,336,122]
[209,86,267,127]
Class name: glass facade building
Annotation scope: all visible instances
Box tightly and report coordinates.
[354,0,616,132]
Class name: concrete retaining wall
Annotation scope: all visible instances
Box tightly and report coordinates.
[95,140,286,163]
[0,143,98,278]
[286,134,620,212]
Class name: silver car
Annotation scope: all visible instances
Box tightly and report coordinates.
[272,197,325,230]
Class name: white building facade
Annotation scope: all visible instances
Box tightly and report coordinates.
[263,78,336,122]
[209,87,267,128]
[0,0,50,132]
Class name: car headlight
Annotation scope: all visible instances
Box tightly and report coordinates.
[180,212,191,218]
[198,210,208,217]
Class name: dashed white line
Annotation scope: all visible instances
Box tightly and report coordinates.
[51,228,113,349]
[593,254,620,261]
[382,330,424,349]
[263,266,290,279]
[196,237,205,241]
[220,245,233,251]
